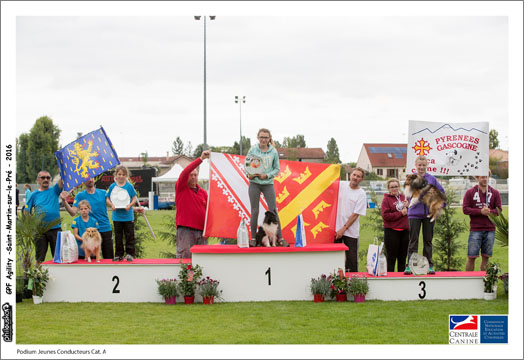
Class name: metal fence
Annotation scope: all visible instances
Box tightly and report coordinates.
[360,179,509,206]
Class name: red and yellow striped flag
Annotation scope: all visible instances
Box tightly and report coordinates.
[204,152,340,244]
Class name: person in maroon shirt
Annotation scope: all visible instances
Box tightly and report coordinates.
[462,173,502,271]
[175,150,210,258]
[381,178,410,272]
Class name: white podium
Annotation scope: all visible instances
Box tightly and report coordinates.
[191,244,347,302]
[41,249,485,303]
[363,271,485,301]
[42,259,189,303]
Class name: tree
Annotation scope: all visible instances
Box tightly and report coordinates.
[340,164,347,181]
[212,145,235,154]
[325,138,341,164]
[184,141,193,158]
[140,151,149,167]
[232,136,251,155]
[192,143,204,158]
[273,140,282,148]
[171,136,184,156]
[364,171,383,180]
[16,133,31,183]
[489,129,499,150]
[22,116,61,182]
[433,187,468,271]
[282,134,306,148]
[362,190,383,242]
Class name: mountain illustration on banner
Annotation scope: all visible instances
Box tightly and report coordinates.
[294,213,307,247]
[406,120,489,177]
[204,152,340,244]
[55,127,120,191]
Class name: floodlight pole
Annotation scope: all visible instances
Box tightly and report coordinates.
[195,15,216,151]
[235,96,246,155]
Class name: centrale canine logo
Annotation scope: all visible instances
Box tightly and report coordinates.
[449,315,478,330]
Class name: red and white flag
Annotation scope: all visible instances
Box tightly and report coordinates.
[204,152,341,244]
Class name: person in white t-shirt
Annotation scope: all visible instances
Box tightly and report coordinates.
[335,167,367,272]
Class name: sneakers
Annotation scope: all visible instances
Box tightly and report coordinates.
[404,266,412,275]
[126,254,134,262]
[428,266,435,275]
[112,256,123,262]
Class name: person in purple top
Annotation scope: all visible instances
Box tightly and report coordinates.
[462,172,502,271]
[404,155,445,275]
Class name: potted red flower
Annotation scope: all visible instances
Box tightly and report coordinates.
[178,263,202,304]
[310,274,330,302]
[197,276,223,304]
[349,274,369,303]
[156,278,179,304]
[329,268,349,302]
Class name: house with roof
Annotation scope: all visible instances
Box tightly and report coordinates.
[356,144,407,179]
[489,148,509,179]
[275,148,326,163]
[119,153,193,176]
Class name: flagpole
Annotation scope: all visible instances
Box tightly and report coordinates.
[135,200,157,240]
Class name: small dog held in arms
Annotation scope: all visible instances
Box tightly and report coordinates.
[255,211,279,247]
[404,174,447,222]
[81,227,102,262]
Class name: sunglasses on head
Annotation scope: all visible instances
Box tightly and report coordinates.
[39,176,51,180]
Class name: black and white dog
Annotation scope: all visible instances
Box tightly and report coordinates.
[252,210,290,247]
[255,211,279,247]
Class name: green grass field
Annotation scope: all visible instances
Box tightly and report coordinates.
[16,297,508,344]
[16,207,509,345]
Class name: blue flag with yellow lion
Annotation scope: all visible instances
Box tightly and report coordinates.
[55,127,120,191]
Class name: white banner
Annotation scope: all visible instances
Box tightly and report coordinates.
[406,121,489,176]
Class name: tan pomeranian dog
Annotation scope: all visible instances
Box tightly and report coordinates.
[82,227,102,262]
[404,174,447,222]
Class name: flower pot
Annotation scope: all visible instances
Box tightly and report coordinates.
[353,294,366,303]
[32,295,43,305]
[164,296,176,305]
[483,292,496,301]
[336,293,347,302]
[203,296,215,305]
[313,294,325,303]
[184,296,195,304]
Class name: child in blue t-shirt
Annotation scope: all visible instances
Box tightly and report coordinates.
[71,200,99,260]
[105,165,138,262]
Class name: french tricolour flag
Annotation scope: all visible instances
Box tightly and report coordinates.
[295,213,307,247]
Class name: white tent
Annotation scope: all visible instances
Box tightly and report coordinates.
[151,159,210,184]
[152,163,184,183]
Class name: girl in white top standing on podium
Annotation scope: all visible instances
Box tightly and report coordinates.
[106,165,138,262]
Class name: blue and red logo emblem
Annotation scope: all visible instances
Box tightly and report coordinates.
[449,315,478,330]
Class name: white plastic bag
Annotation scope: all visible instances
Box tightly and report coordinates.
[366,238,381,276]
[60,230,79,263]
[377,251,387,276]
[237,219,249,248]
